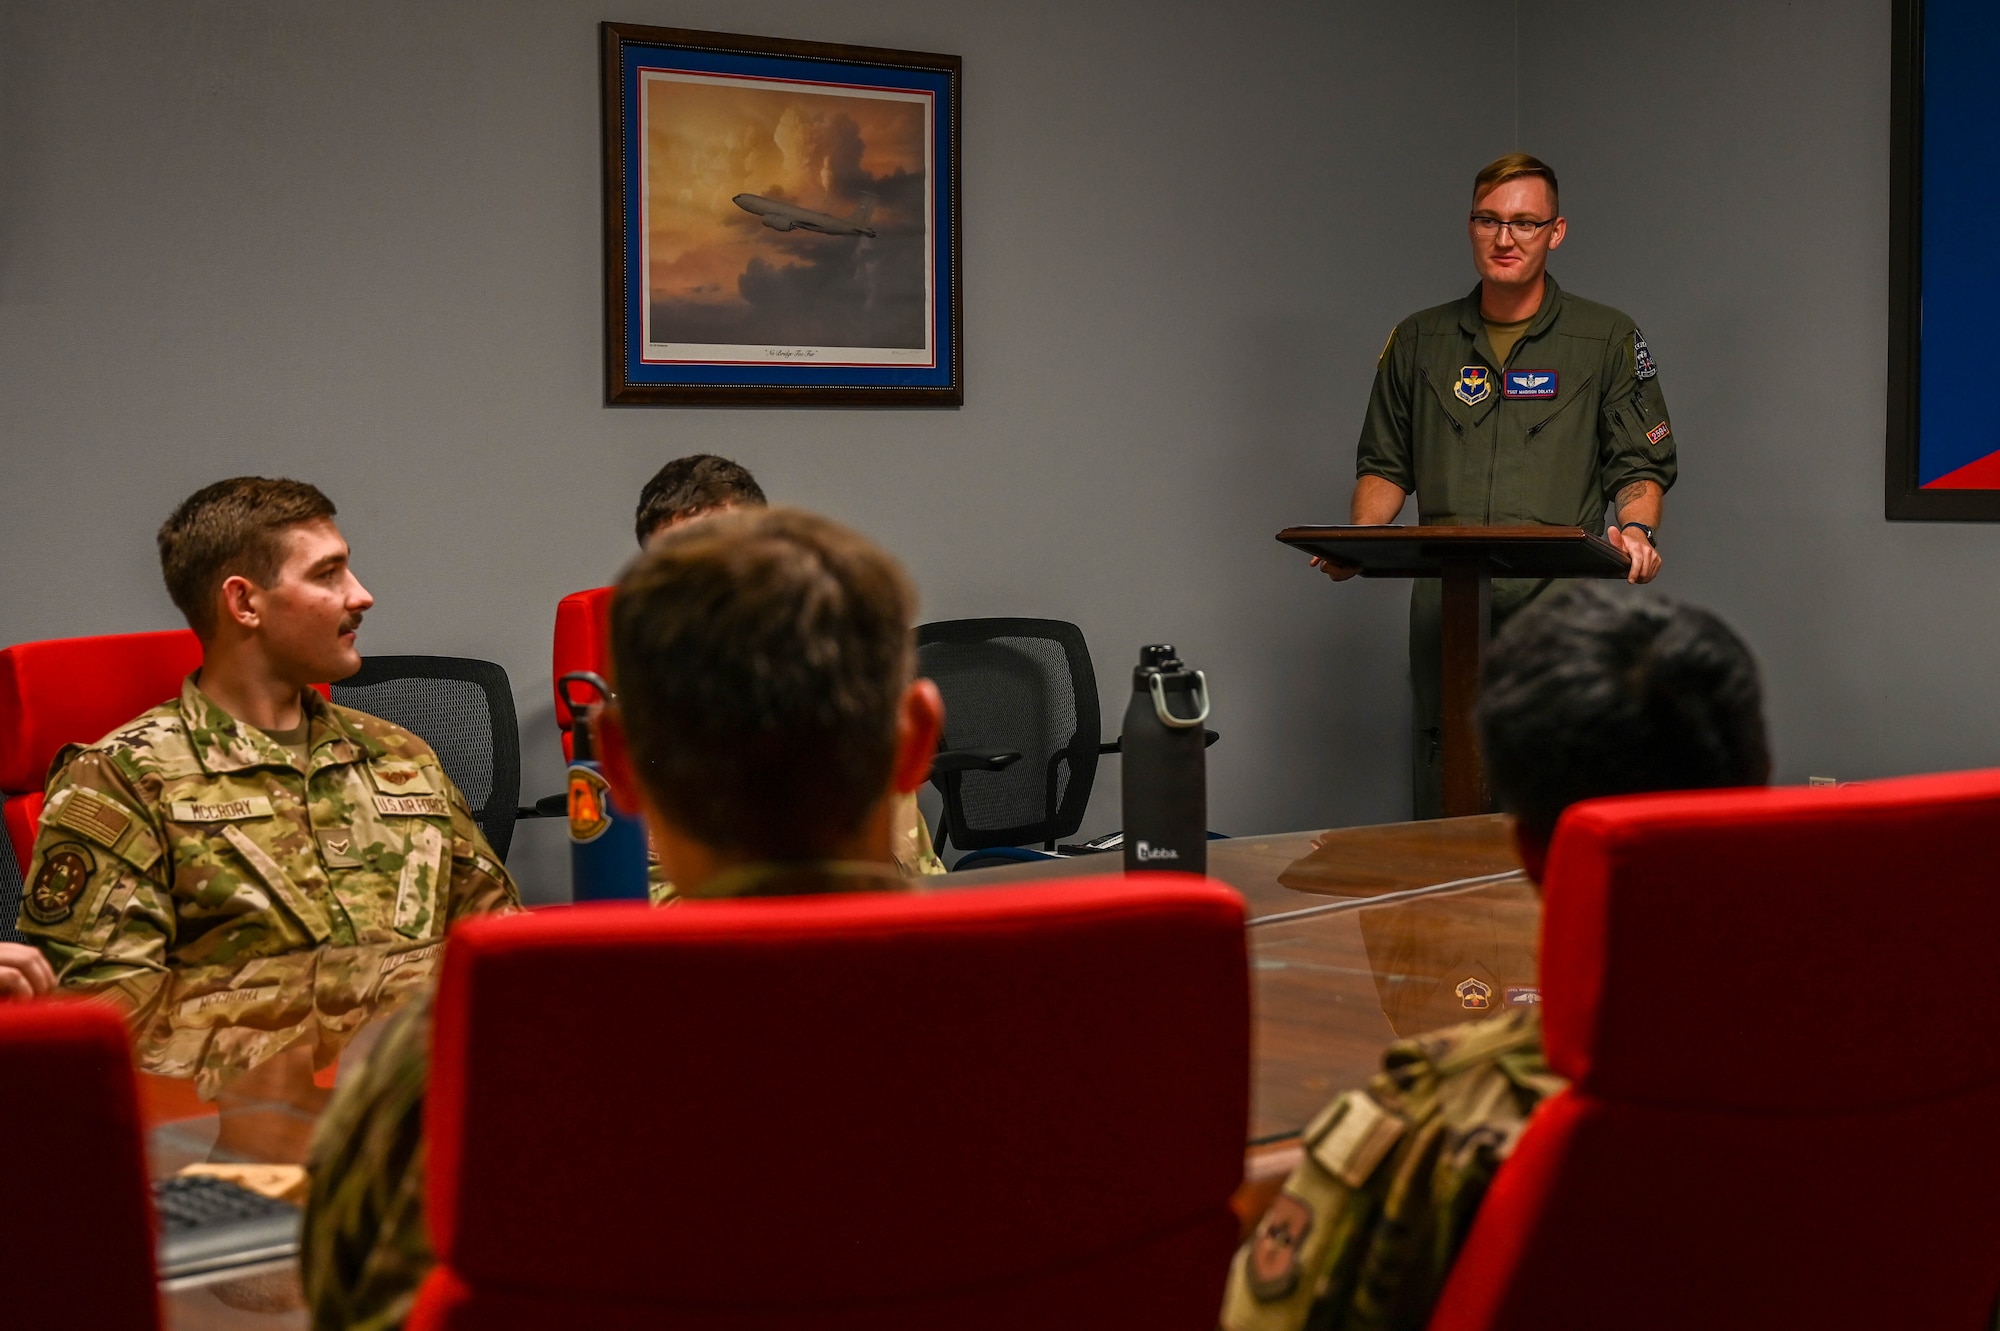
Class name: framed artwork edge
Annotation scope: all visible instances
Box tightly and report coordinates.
[1885,0,2000,520]
[600,21,964,408]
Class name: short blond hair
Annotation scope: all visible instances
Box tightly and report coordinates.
[1473,153,1559,213]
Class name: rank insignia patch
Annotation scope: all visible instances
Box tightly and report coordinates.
[1503,369,1559,399]
[1647,420,1672,445]
[1455,365,1492,405]
[1455,976,1493,1010]
[1633,328,1658,381]
[25,842,94,925]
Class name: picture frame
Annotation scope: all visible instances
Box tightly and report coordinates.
[601,22,963,406]
[1886,0,2000,519]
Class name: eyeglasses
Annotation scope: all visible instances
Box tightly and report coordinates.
[1470,214,1557,240]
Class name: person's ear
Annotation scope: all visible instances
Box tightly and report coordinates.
[1547,216,1567,251]
[892,678,944,795]
[217,575,261,631]
[1510,818,1550,885]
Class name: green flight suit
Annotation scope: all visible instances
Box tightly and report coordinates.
[1354,275,1678,817]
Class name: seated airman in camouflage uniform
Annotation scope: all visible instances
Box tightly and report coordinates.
[1222,582,1769,1331]
[17,478,519,1097]
[635,454,945,885]
[302,507,946,1331]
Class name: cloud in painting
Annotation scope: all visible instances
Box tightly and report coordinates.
[643,78,929,351]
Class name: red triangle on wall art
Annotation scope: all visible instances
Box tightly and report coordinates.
[1923,447,2000,490]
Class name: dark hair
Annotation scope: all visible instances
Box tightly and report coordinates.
[1477,583,1769,844]
[634,454,768,545]
[157,478,338,638]
[1473,152,1560,212]
[610,507,916,858]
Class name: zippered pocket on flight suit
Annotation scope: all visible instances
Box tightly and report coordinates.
[1417,368,1468,434]
[1525,374,1595,438]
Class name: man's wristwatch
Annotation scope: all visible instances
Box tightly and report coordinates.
[1619,521,1656,546]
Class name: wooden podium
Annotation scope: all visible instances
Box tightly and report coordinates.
[1275,525,1631,817]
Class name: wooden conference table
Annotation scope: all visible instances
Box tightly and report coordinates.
[154,815,1537,1330]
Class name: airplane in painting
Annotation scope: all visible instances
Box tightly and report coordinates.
[732,193,877,238]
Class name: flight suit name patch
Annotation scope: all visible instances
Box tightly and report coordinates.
[1502,369,1559,399]
[1454,365,1492,405]
[170,797,276,822]
[25,843,95,925]
[374,794,449,818]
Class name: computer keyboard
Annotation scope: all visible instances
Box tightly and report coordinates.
[154,1174,303,1280]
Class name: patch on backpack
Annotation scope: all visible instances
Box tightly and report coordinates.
[25,843,95,925]
[1245,1192,1316,1301]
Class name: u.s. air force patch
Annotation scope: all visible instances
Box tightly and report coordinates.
[26,842,95,925]
[1633,328,1658,381]
[1455,365,1492,405]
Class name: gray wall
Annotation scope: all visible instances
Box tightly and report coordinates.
[3,1,1969,897]
[1524,0,2000,787]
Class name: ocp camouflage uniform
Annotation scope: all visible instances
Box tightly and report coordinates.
[1220,1009,1563,1331]
[643,793,943,902]
[18,677,520,1097]
[301,861,907,1331]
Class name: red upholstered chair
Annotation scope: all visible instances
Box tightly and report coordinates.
[0,1000,162,1328]
[0,630,204,890]
[551,586,614,761]
[1429,769,2000,1331]
[410,875,1250,1331]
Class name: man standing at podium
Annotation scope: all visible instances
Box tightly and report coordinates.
[1315,154,1677,818]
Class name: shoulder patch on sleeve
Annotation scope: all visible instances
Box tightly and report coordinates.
[24,842,96,925]
[46,787,162,873]
[55,787,133,848]
[1632,328,1658,381]
[1306,1091,1406,1188]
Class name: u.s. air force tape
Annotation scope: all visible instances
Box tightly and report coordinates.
[375,794,449,818]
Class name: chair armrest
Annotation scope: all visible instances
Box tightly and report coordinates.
[932,749,1022,774]
[1100,730,1219,754]
[519,793,569,818]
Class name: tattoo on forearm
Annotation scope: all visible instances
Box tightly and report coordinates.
[1614,481,1659,511]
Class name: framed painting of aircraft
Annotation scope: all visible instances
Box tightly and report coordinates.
[602,22,963,405]
[1886,0,2000,517]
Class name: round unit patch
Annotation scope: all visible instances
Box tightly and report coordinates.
[567,766,614,844]
[25,842,96,925]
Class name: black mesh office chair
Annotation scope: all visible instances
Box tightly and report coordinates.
[917,619,1107,861]
[331,656,522,861]
[0,809,23,941]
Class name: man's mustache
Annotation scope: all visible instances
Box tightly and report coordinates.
[340,615,364,634]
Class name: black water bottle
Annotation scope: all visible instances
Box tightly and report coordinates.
[1122,645,1209,874]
